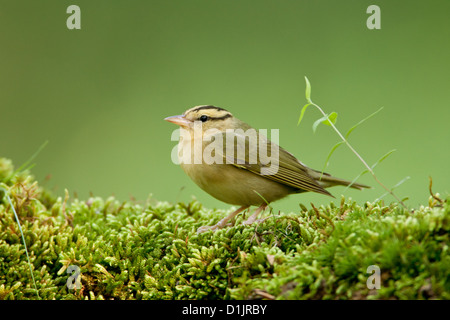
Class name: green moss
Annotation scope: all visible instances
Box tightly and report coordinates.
[0,157,448,300]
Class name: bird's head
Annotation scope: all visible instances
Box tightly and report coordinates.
[164,105,234,133]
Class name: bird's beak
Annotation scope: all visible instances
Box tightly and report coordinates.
[164,115,192,128]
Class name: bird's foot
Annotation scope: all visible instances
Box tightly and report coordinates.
[197,219,232,234]
[197,206,249,234]
[242,215,270,226]
[197,224,218,234]
[242,204,269,226]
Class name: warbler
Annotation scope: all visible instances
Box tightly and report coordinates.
[165,105,369,233]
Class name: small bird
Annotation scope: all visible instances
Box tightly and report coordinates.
[165,105,369,233]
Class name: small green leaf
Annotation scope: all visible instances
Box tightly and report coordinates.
[304,76,312,103]
[343,149,397,192]
[376,176,410,201]
[391,176,410,190]
[323,112,337,126]
[253,190,271,207]
[343,171,369,192]
[321,141,345,174]
[372,149,396,168]
[297,103,311,126]
[312,116,327,133]
[345,107,383,139]
[312,112,338,133]
[13,140,49,175]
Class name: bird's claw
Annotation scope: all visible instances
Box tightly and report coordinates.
[197,221,232,234]
[242,216,270,226]
[197,225,218,234]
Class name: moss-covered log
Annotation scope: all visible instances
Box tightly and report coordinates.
[0,158,448,300]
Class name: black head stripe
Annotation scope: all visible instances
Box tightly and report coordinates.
[191,105,227,113]
[211,113,232,121]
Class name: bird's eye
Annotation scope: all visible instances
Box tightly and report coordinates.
[199,115,208,122]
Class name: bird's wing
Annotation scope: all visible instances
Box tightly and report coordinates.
[209,131,333,197]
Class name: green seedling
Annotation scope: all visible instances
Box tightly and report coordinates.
[298,77,408,209]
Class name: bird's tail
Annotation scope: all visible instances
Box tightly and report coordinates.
[309,170,370,190]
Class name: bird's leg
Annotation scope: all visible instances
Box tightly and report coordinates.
[197,206,249,234]
[242,204,268,225]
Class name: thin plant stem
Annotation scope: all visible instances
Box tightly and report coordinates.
[309,101,408,209]
[3,190,40,298]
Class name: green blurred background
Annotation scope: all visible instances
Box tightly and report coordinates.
[1,0,449,213]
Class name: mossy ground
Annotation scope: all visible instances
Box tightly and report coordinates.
[0,157,448,300]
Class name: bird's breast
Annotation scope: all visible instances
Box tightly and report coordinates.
[180,161,294,207]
